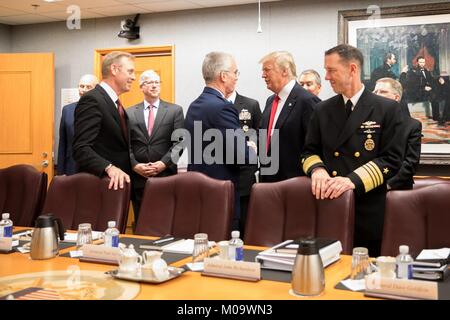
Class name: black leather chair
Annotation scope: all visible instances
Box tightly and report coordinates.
[381,182,450,257]
[42,173,130,233]
[135,172,234,242]
[0,164,47,227]
[244,177,355,254]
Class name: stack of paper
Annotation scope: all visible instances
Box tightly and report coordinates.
[413,248,450,281]
[162,239,216,254]
[62,231,103,243]
[255,239,342,272]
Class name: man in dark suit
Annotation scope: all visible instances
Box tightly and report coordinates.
[259,51,320,183]
[73,51,136,190]
[406,56,435,119]
[369,52,397,90]
[301,44,403,257]
[57,74,98,175]
[298,69,322,99]
[374,77,422,190]
[228,90,261,235]
[184,52,256,232]
[127,69,184,219]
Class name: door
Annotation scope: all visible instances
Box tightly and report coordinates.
[0,53,54,177]
[94,45,174,108]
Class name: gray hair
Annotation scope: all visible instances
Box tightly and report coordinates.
[139,69,160,86]
[299,69,321,86]
[202,51,234,84]
[376,77,403,99]
[259,51,297,78]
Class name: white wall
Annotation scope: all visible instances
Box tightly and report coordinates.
[7,0,448,158]
[0,24,11,52]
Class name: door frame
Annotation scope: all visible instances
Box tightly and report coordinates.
[93,45,175,102]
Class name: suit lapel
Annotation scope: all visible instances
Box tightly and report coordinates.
[274,88,296,130]
[149,101,168,141]
[335,89,374,148]
[134,103,148,138]
[96,85,127,144]
[262,96,274,129]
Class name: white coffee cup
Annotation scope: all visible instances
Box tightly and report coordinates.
[376,256,396,278]
[218,241,229,260]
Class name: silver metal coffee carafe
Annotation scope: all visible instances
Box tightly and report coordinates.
[291,238,325,296]
[30,214,65,260]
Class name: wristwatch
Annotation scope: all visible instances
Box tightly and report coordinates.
[105,164,113,172]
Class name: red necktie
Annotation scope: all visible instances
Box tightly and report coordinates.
[147,105,155,136]
[266,95,280,153]
[116,99,128,142]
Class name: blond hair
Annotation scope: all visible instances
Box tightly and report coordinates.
[259,51,297,78]
[101,51,134,77]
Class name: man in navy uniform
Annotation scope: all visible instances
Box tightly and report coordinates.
[373,77,422,190]
[228,90,261,235]
[301,44,403,256]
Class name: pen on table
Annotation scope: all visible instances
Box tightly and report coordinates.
[153,237,174,244]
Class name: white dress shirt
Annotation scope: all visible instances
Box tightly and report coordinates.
[270,79,296,137]
[342,84,365,111]
[100,82,119,108]
[143,99,160,130]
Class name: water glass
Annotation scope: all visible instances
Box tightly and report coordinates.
[192,233,209,265]
[350,247,370,280]
[76,223,93,250]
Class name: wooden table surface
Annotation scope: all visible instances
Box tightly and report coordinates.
[0,230,372,300]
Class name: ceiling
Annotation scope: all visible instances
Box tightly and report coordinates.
[0,0,282,25]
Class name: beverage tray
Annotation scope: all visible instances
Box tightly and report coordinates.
[105,266,186,284]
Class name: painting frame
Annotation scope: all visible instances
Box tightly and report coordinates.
[338,3,450,165]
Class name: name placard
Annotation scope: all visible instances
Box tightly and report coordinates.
[0,237,13,251]
[202,258,260,281]
[81,244,120,264]
[365,273,438,300]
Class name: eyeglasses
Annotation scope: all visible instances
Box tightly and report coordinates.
[142,80,161,86]
[223,69,240,77]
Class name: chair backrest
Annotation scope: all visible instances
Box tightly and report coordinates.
[244,177,355,254]
[381,183,450,257]
[42,173,130,233]
[413,176,450,189]
[135,172,234,242]
[0,164,47,227]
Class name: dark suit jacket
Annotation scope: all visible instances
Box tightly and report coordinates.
[233,93,261,196]
[406,68,434,102]
[127,100,184,189]
[388,117,422,190]
[73,84,131,177]
[260,82,320,182]
[370,63,397,90]
[184,87,253,186]
[302,89,403,242]
[57,102,77,175]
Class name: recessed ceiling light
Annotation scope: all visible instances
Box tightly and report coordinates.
[44,0,63,3]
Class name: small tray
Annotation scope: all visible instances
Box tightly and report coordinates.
[105,266,186,284]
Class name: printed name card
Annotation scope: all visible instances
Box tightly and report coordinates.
[81,244,121,263]
[202,258,261,281]
[365,273,438,300]
[0,237,13,251]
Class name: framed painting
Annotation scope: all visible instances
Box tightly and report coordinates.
[339,3,450,164]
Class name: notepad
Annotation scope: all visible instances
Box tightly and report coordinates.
[62,231,103,243]
[162,239,216,254]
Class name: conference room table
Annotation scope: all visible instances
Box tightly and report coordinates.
[0,229,371,300]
